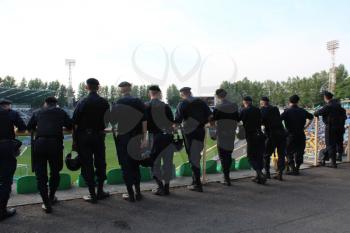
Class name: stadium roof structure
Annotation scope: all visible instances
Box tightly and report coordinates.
[0,87,55,105]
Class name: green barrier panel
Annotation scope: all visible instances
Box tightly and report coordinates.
[235,156,251,170]
[216,159,236,172]
[140,167,152,182]
[77,174,87,187]
[171,164,176,179]
[58,173,71,190]
[205,160,218,174]
[17,176,38,194]
[107,168,124,185]
[176,162,192,177]
[77,175,100,187]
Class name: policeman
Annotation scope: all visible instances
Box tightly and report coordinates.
[239,96,266,184]
[314,91,346,168]
[281,95,313,175]
[109,81,147,202]
[73,78,110,203]
[0,99,26,221]
[27,97,73,213]
[145,85,174,195]
[175,87,212,192]
[212,89,239,186]
[260,96,286,181]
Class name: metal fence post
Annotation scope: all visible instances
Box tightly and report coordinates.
[201,127,208,184]
[347,125,350,162]
[314,118,319,166]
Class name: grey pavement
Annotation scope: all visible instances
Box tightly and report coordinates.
[2,163,350,233]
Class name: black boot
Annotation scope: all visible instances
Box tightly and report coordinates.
[97,183,110,200]
[256,171,267,185]
[164,183,170,195]
[135,184,143,201]
[83,187,98,204]
[286,163,297,175]
[153,177,165,196]
[188,176,203,192]
[223,173,231,186]
[0,207,16,221]
[273,172,283,181]
[49,190,58,205]
[265,170,271,179]
[123,186,135,202]
[295,165,300,175]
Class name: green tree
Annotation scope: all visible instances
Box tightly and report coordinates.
[0,76,17,88]
[57,85,68,107]
[19,77,27,89]
[77,82,88,100]
[166,84,181,108]
[28,78,46,90]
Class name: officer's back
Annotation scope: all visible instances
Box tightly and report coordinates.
[281,105,312,135]
[111,95,145,135]
[146,98,174,134]
[260,104,284,136]
[0,100,26,140]
[28,99,72,138]
[213,98,239,140]
[240,103,262,135]
[315,96,346,131]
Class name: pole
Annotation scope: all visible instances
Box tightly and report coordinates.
[201,127,208,184]
[314,118,319,166]
[347,125,350,162]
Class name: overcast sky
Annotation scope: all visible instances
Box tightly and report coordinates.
[0,0,349,95]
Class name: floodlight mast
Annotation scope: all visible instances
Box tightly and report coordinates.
[65,59,76,108]
[326,40,339,93]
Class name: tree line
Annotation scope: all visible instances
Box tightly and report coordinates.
[1,64,349,108]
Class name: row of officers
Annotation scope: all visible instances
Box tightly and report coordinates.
[0,78,347,221]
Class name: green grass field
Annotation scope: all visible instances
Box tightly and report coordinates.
[16,134,218,182]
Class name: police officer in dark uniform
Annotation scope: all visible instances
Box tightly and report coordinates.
[109,81,147,202]
[145,85,174,195]
[314,91,346,168]
[73,78,110,203]
[0,99,26,221]
[260,96,286,181]
[281,95,313,175]
[239,96,266,184]
[212,89,239,186]
[27,97,73,213]
[175,87,212,192]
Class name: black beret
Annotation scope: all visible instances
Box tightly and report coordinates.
[243,96,252,102]
[289,94,300,104]
[45,96,58,104]
[215,88,227,97]
[86,78,100,86]
[179,87,191,92]
[323,91,334,99]
[118,81,132,88]
[260,96,269,102]
[0,99,12,105]
[148,85,161,92]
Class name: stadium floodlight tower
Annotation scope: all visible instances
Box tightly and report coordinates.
[326,40,339,93]
[65,59,76,108]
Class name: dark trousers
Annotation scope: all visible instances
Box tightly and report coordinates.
[264,135,286,172]
[77,132,106,190]
[184,128,205,184]
[218,147,233,178]
[33,138,63,202]
[246,133,265,171]
[116,134,141,189]
[325,127,344,164]
[0,141,16,211]
[286,133,306,167]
